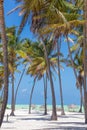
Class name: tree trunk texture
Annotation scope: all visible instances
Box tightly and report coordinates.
[14,65,26,110]
[83,0,87,124]
[10,74,15,116]
[42,40,57,120]
[66,37,78,81]
[43,75,47,115]
[29,77,36,114]
[0,0,8,127]
[57,41,65,115]
[67,37,84,113]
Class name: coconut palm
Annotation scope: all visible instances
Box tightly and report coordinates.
[66,50,84,113]
[29,0,83,117]
[67,23,87,114]
[34,0,83,101]
[0,0,8,127]
[4,27,24,116]
[8,0,83,120]
[10,0,64,119]
[21,39,58,118]
[41,38,57,120]
[37,1,83,116]
[6,27,20,116]
[30,0,83,36]
[72,50,84,113]
[0,27,20,116]
[70,29,84,112]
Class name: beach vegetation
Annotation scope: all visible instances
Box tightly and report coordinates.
[1,0,87,128]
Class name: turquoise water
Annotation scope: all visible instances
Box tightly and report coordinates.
[7,104,82,112]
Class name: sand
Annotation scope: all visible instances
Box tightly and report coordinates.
[1,109,87,130]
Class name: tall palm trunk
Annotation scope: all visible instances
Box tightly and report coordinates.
[14,65,26,110]
[83,0,87,123]
[67,36,83,113]
[42,40,57,120]
[10,74,15,116]
[57,41,65,115]
[66,37,78,81]
[29,77,36,114]
[0,0,8,127]
[43,75,47,115]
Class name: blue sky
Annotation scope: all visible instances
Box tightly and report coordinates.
[4,0,80,105]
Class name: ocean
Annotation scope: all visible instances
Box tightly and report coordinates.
[7,104,82,112]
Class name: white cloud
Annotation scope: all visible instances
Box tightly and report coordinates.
[21,89,27,93]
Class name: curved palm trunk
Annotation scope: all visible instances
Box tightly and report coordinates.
[29,77,36,114]
[66,36,83,113]
[66,37,78,80]
[57,41,65,115]
[83,0,87,123]
[10,74,15,116]
[14,65,26,110]
[0,0,8,127]
[43,75,47,115]
[42,40,57,120]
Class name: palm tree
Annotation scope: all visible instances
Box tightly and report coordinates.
[8,0,83,120]
[5,27,24,116]
[8,0,83,37]
[29,0,83,117]
[83,0,87,124]
[57,40,65,115]
[31,0,83,35]
[72,36,84,112]
[67,22,87,115]
[0,0,8,127]
[67,37,83,112]
[6,27,20,116]
[22,40,57,119]
[41,38,57,120]
[65,23,84,112]
[67,49,84,112]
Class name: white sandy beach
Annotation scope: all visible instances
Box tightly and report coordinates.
[1,109,87,130]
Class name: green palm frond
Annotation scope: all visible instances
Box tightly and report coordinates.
[70,43,80,52]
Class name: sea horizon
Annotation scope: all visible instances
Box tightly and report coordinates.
[7,104,82,112]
